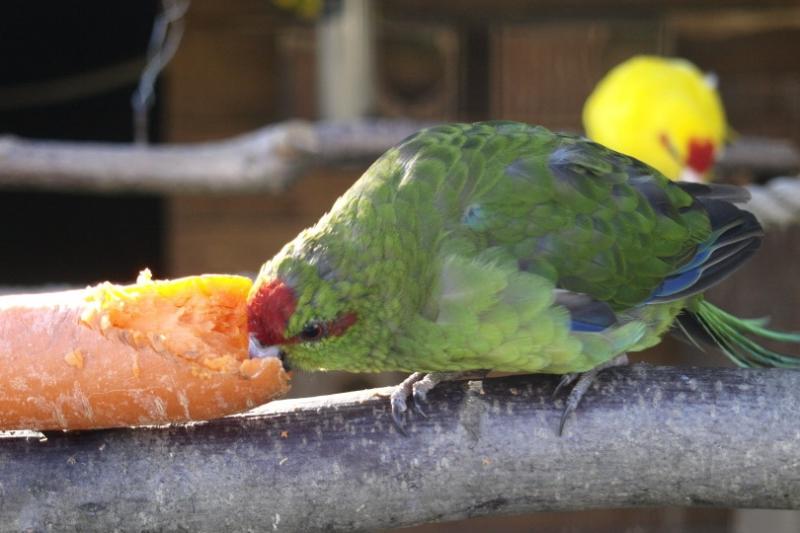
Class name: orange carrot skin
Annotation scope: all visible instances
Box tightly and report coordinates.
[0,276,290,431]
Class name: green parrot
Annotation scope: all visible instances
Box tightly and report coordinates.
[247,121,800,433]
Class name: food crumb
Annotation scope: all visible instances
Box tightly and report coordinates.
[240,358,266,379]
[190,365,213,379]
[136,268,153,284]
[132,353,141,378]
[64,350,85,369]
[202,355,237,373]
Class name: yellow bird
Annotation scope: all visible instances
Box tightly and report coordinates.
[583,55,728,182]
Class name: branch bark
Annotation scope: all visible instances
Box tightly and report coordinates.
[2,366,800,532]
[718,136,800,177]
[0,119,428,194]
[0,120,795,195]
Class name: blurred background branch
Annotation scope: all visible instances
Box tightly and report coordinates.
[0,119,427,194]
[0,122,796,202]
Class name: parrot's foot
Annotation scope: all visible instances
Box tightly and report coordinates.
[389,370,489,435]
[389,372,425,435]
[555,353,629,436]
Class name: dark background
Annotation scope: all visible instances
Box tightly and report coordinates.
[0,1,162,285]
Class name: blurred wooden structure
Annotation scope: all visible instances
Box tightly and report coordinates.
[165,0,800,277]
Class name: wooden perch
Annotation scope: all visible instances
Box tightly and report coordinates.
[718,136,800,177]
[2,366,800,531]
[0,119,796,195]
[0,119,428,194]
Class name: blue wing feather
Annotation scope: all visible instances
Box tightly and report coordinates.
[648,194,762,303]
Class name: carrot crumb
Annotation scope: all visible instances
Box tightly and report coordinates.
[239,358,267,379]
[132,353,141,378]
[64,350,85,369]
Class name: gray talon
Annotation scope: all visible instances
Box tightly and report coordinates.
[388,370,491,434]
[389,389,409,434]
[559,379,592,436]
[391,401,408,435]
[553,373,578,398]
[557,353,629,435]
[389,372,425,435]
[411,384,429,417]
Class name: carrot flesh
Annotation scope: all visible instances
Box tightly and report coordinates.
[0,270,290,431]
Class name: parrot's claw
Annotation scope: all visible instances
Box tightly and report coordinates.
[389,372,426,435]
[555,354,629,436]
[389,371,491,434]
[390,398,408,435]
[411,390,429,418]
[410,374,441,417]
[552,373,579,398]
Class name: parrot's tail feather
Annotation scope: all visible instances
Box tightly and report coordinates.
[683,300,800,368]
[649,198,762,303]
[675,182,752,204]
[672,314,707,351]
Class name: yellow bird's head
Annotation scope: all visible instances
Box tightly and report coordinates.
[583,55,728,182]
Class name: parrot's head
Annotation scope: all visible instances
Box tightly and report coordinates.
[583,55,728,183]
[245,238,380,373]
[659,130,719,183]
[654,67,726,182]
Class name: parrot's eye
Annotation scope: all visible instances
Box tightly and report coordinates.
[299,321,326,342]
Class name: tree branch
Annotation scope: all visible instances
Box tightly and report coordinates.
[2,366,800,531]
[718,136,800,177]
[0,119,428,194]
[0,120,795,195]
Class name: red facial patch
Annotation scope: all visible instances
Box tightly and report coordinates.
[327,312,358,337]
[247,279,297,346]
[248,279,359,346]
[686,138,716,174]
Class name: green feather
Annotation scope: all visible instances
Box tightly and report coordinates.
[693,300,800,368]
[248,121,798,377]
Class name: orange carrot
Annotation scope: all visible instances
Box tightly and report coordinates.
[0,270,290,431]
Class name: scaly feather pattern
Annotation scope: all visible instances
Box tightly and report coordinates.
[248,122,800,376]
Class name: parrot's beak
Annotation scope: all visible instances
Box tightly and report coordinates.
[678,167,704,183]
[248,334,286,363]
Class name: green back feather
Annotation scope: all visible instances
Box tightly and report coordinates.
[253,121,785,375]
